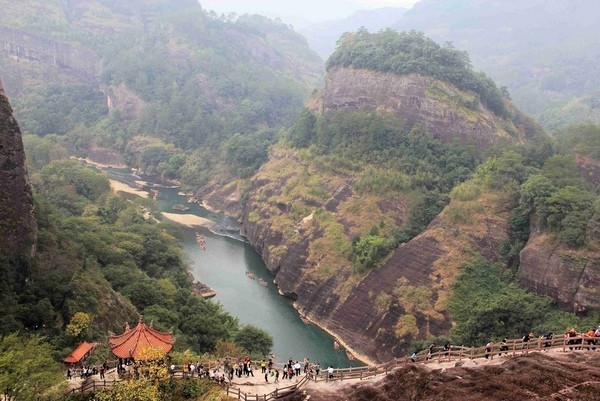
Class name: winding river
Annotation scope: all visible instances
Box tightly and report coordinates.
[106,169,361,368]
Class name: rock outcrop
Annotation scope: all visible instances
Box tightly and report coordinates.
[322,67,526,151]
[0,26,99,95]
[518,230,600,314]
[241,147,512,362]
[0,79,37,259]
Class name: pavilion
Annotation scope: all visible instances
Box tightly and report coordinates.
[63,341,98,365]
[109,318,175,361]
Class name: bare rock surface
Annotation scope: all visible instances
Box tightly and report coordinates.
[323,67,524,150]
[0,79,37,259]
[519,230,600,313]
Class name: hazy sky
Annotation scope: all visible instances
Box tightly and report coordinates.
[199,0,419,26]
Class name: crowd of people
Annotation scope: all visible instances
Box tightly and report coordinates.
[66,362,109,380]
[175,355,337,385]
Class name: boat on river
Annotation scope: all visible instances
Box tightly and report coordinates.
[345,350,355,360]
[246,271,255,279]
[259,278,268,287]
[195,233,206,250]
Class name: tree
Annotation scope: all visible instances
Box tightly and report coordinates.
[66,312,93,339]
[234,325,273,356]
[0,333,64,401]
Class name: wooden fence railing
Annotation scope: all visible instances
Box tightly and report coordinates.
[64,335,598,400]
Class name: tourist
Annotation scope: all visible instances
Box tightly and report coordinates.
[267,358,273,371]
[410,352,417,363]
[99,365,105,380]
[67,368,72,380]
[499,338,509,356]
[443,342,451,356]
[315,363,321,378]
[264,368,269,383]
[543,332,554,348]
[260,359,266,373]
[426,343,435,360]
[586,328,596,350]
[565,328,578,350]
[485,341,493,359]
[304,357,309,373]
[522,332,531,350]
[294,361,301,376]
[287,365,294,379]
[327,366,334,380]
[282,364,288,380]
[247,360,254,377]
[274,369,279,383]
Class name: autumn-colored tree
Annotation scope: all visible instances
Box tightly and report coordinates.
[214,339,244,358]
[66,312,92,339]
[136,346,169,382]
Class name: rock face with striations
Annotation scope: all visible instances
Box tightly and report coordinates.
[240,144,513,362]
[519,228,600,314]
[0,79,37,259]
[322,67,527,151]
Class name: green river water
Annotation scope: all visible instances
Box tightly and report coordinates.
[108,169,362,368]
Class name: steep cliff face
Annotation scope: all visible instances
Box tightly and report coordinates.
[519,229,600,314]
[0,80,37,259]
[322,67,526,151]
[241,146,511,362]
[0,26,100,96]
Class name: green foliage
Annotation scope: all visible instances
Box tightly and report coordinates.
[234,325,273,356]
[351,234,391,272]
[182,380,204,399]
[0,333,64,401]
[15,84,108,136]
[448,256,598,346]
[287,111,475,270]
[327,29,507,116]
[554,124,600,160]
[448,257,551,345]
[450,180,481,201]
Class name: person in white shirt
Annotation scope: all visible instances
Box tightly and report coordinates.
[327,366,334,379]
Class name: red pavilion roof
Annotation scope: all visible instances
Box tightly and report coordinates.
[64,341,97,364]
[109,321,175,359]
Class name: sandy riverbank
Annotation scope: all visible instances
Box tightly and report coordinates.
[162,212,217,229]
[109,179,149,198]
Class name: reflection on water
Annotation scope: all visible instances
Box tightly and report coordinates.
[105,168,361,368]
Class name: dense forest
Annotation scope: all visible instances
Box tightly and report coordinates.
[2,0,323,190]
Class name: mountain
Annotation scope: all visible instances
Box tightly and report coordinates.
[201,31,571,363]
[394,0,600,130]
[0,0,324,189]
[300,7,407,59]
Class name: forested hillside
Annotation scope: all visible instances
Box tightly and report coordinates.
[394,0,600,130]
[0,0,323,189]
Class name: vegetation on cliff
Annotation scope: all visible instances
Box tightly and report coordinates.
[327,30,507,116]
[284,110,475,271]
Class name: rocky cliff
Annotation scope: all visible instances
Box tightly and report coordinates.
[519,229,600,314]
[0,26,99,96]
[240,145,512,362]
[322,67,527,151]
[0,79,37,259]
